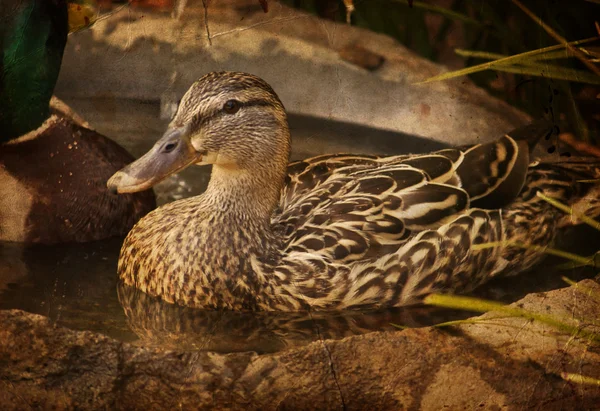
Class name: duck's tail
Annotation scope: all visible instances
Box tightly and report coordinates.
[499,157,600,275]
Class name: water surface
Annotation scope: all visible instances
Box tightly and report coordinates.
[1,97,598,354]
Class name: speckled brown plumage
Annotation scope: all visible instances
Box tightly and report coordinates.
[1,115,156,244]
[112,71,600,312]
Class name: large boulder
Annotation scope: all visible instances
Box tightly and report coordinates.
[56,0,530,146]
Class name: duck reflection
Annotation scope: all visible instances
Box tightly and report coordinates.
[2,227,597,354]
[0,237,475,353]
[117,282,475,353]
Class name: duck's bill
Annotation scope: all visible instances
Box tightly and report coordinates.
[107,127,202,194]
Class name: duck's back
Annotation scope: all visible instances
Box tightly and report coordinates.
[267,134,600,310]
[277,135,526,262]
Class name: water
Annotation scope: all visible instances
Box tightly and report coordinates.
[0,236,481,353]
[1,97,598,354]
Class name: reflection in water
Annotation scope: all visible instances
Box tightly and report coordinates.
[0,243,26,293]
[0,224,598,353]
[117,282,475,353]
[0,239,138,342]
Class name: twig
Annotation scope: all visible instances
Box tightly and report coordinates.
[202,0,212,45]
[561,372,600,386]
[343,0,354,24]
[172,0,188,20]
[210,15,309,40]
[68,1,130,34]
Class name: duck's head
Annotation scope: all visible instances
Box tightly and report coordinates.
[108,72,291,194]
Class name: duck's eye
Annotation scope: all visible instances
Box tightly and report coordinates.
[223,99,241,114]
[163,142,178,153]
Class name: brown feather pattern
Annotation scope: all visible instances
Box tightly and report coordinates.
[116,72,600,312]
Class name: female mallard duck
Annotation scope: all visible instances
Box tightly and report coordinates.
[0,0,155,244]
[108,71,600,311]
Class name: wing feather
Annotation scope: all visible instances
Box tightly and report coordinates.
[275,153,469,265]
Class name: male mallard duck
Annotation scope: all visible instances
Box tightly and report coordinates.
[0,0,155,244]
[108,71,600,311]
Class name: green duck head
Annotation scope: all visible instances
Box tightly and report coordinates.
[0,0,68,142]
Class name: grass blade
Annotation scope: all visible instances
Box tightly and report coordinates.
[454,48,600,84]
[561,82,591,142]
[472,240,595,266]
[391,0,483,27]
[456,48,585,63]
[490,64,600,85]
[537,192,600,231]
[417,37,599,84]
[562,276,600,303]
[511,0,600,77]
[424,294,600,342]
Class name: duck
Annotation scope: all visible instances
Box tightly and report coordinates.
[0,0,155,244]
[107,71,600,312]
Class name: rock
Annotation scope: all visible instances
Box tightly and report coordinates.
[2,279,599,409]
[49,96,91,129]
[56,0,530,146]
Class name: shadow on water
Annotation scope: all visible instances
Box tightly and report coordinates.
[1,97,600,354]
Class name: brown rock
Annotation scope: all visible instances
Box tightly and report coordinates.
[1,280,599,409]
[56,0,531,146]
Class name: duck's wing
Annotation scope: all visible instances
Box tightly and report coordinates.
[281,154,382,209]
[275,149,471,264]
[276,135,530,262]
[456,135,530,209]
[268,207,505,311]
[281,134,528,209]
[265,136,532,310]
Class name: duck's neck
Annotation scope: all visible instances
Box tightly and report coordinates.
[204,160,287,228]
[0,0,68,142]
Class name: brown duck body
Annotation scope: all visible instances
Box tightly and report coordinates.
[110,71,600,312]
[1,115,155,244]
[118,141,600,311]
